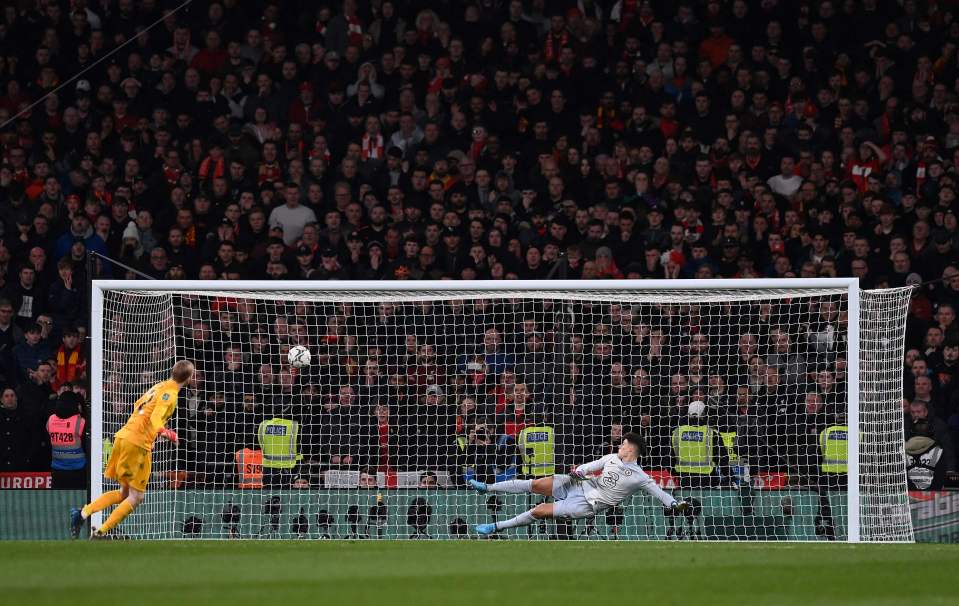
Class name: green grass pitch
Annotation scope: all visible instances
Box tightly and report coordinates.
[2,541,957,605]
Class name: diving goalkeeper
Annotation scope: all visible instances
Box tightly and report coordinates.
[469,432,687,536]
[70,360,195,538]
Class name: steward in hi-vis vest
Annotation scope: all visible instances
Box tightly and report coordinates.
[819,425,848,474]
[235,448,264,489]
[671,400,729,487]
[257,416,301,489]
[47,391,87,489]
[517,425,555,477]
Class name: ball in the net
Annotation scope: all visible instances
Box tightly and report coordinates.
[287,345,312,368]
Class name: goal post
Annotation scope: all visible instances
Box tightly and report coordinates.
[89,278,913,542]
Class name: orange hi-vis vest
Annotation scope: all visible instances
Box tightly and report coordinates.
[47,414,86,471]
[235,448,263,489]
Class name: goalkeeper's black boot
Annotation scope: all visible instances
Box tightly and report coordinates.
[69,507,84,539]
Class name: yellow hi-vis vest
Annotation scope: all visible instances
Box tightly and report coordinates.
[720,431,739,464]
[820,425,848,474]
[672,425,716,474]
[517,425,555,477]
[257,418,302,469]
[102,437,113,471]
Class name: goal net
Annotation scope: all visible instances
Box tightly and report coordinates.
[90,279,913,542]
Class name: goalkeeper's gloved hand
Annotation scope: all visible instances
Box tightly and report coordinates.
[158,428,179,444]
[670,499,691,515]
[569,467,587,481]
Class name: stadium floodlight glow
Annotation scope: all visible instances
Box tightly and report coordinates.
[90,279,913,542]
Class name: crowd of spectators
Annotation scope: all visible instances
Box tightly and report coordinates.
[132,296,854,488]
[1,0,959,486]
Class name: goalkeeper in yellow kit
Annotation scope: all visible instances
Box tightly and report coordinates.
[70,360,195,538]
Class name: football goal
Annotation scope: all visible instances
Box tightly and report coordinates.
[90,279,913,541]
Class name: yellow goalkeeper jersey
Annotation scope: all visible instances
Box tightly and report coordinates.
[114,379,180,451]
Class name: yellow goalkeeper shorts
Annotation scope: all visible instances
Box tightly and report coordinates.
[104,437,152,492]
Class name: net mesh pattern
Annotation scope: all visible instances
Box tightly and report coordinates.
[94,285,911,541]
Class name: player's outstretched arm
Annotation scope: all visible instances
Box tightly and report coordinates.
[574,453,616,477]
[635,468,679,508]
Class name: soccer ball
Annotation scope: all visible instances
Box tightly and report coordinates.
[287,345,312,368]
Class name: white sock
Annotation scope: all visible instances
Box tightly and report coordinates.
[495,510,536,530]
[486,479,533,494]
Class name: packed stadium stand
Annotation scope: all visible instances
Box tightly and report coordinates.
[0,0,957,491]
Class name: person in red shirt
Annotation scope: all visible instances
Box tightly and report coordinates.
[846,140,888,193]
[500,382,531,439]
[191,30,228,76]
[289,83,323,127]
[699,21,733,68]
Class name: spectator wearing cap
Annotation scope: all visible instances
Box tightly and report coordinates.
[289,82,323,127]
[436,227,465,276]
[630,203,665,246]
[343,231,365,266]
[269,183,318,246]
[353,240,386,280]
[315,248,350,280]
[715,238,742,278]
[294,245,318,279]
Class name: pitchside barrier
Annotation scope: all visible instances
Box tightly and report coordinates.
[2,490,956,542]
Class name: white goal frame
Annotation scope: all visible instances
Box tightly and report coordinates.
[89,277,908,542]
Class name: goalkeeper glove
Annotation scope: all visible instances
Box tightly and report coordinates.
[158,428,179,444]
[569,467,587,481]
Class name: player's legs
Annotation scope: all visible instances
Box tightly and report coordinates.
[92,441,151,536]
[470,476,555,495]
[79,487,125,520]
[96,485,144,535]
[476,502,556,535]
[531,477,553,496]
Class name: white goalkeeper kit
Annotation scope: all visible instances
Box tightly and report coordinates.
[575,454,677,512]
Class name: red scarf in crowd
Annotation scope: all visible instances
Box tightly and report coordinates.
[347,15,364,46]
[361,133,384,161]
[309,146,331,164]
[54,345,85,391]
[544,30,569,63]
[163,164,183,187]
[199,156,225,181]
[258,161,282,186]
[618,0,640,30]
